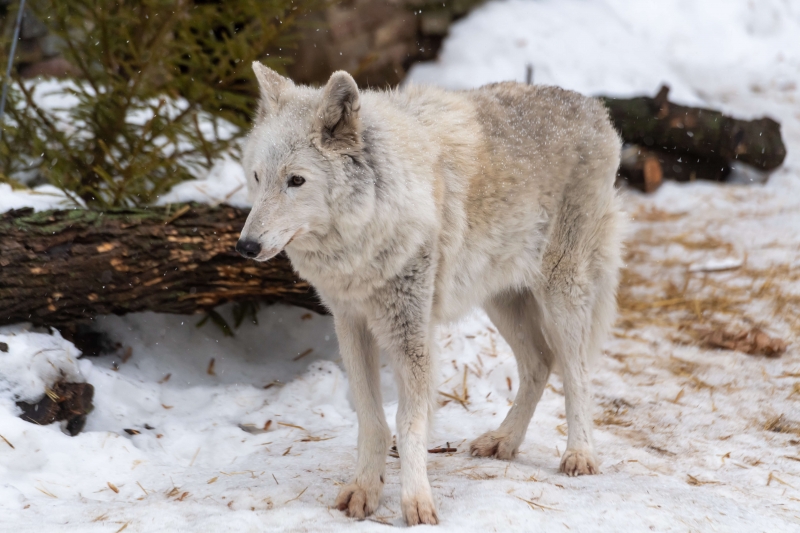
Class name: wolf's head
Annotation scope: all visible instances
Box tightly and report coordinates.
[236,63,373,261]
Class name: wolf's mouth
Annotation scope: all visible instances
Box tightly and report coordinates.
[284,228,303,248]
[253,230,303,261]
[253,247,279,261]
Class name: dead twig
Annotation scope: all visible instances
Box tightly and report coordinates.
[284,486,308,504]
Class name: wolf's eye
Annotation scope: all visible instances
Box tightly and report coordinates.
[288,175,305,187]
[254,172,259,183]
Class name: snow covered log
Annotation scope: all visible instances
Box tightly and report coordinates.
[0,205,324,328]
[601,85,786,171]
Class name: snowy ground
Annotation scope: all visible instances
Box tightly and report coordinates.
[2,0,800,531]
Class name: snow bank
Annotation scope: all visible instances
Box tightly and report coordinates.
[0,184,81,212]
[407,0,800,106]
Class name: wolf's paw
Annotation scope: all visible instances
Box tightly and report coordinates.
[335,478,383,519]
[559,448,599,476]
[469,430,519,460]
[402,492,438,526]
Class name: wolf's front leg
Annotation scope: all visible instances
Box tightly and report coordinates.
[333,310,391,519]
[370,253,438,526]
[392,341,437,526]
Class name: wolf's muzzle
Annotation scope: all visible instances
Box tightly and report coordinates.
[236,239,262,259]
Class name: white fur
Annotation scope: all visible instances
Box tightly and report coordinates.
[239,63,624,525]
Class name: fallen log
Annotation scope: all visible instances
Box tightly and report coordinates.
[618,145,731,193]
[601,85,786,171]
[0,204,324,329]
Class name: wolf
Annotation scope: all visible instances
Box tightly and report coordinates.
[236,62,624,525]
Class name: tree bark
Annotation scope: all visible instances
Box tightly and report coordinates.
[601,85,786,171]
[0,204,324,328]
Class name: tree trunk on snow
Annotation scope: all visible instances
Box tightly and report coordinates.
[0,204,324,328]
[601,85,786,171]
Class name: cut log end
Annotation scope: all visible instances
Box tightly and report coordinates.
[642,156,663,193]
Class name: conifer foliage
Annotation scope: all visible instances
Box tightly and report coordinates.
[0,0,323,207]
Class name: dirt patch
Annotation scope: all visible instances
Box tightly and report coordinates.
[17,381,94,436]
[700,327,787,357]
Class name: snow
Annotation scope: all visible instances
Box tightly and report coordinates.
[0,155,250,213]
[0,183,81,212]
[0,328,84,406]
[155,157,250,209]
[407,0,800,108]
[2,0,800,531]
[688,257,745,274]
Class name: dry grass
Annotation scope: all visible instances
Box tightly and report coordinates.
[630,206,688,223]
[764,415,800,436]
[616,218,798,343]
[284,486,308,504]
[595,409,632,427]
[595,398,634,427]
[515,495,561,511]
[767,472,794,488]
[686,474,720,486]
[0,433,14,449]
[439,366,470,411]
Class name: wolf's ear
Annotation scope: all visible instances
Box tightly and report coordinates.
[253,61,293,120]
[315,71,362,152]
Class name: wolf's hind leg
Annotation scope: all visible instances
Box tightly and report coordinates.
[470,289,554,460]
[333,311,391,519]
[540,200,622,476]
[538,288,601,476]
[553,256,619,476]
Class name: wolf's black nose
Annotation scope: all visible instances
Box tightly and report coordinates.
[236,239,261,259]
